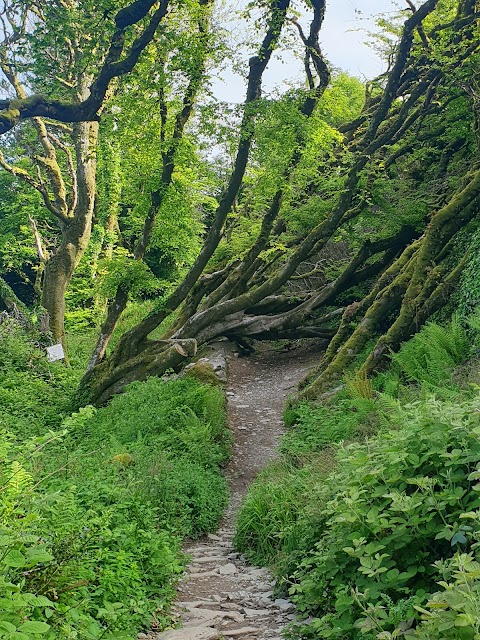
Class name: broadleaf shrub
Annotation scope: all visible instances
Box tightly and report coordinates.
[285,394,480,638]
[236,318,480,640]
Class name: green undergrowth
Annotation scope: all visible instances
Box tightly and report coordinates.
[235,316,480,639]
[0,325,230,639]
[281,395,378,460]
[0,321,80,436]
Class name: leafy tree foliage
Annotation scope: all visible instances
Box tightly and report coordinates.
[1,2,480,638]
[0,0,479,406]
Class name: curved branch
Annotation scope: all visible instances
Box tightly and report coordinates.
[0,0,171,134]
[0,149,69,222]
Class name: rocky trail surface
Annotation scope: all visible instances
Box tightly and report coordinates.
[142,345,322,640]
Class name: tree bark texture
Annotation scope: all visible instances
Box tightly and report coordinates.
[41,120,98,350]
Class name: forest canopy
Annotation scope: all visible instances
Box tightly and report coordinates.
[0,0,479,404]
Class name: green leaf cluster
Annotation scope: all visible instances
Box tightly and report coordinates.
[0,324,78,436]
[0,432,56,640]
[287,393,480,638]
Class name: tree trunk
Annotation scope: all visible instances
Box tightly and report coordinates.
[79,338,198,406]
[301,172,480,398]
[41,254,71,348]
[41,119,98,350]
[87,0,289,369]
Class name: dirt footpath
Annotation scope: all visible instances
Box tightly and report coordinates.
[144,344,322,640]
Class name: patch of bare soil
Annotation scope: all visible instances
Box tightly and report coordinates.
[143,343,323,640]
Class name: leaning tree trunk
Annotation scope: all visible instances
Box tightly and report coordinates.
[300,170,480,399]
[88,0,214,369]
[79,0,469,406]
[361,172,480,373]
[79,0,330,403]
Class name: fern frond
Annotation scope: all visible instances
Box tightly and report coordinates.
[345,369,374,400]
[392,317,469,387]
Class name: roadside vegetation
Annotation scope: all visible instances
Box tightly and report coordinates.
[0,320,230,639]
[236,313,480,639]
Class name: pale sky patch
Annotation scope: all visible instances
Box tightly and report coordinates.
[212,0,400,102]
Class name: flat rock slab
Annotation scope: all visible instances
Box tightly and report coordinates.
[218,563,237,575]
[243,608,270,617]
[191,557,227,564]
[274,598,294,611]
[188,571,220,579]
[154,627,220,640]
[184,608,244,624]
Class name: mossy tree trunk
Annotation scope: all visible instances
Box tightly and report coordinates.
[0,0,177,352]
[0,29,100,353]
[88,0,215,370]
[302,172,480,398]
[40,120,98,352]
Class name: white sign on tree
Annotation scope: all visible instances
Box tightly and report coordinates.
[46,343,65,362]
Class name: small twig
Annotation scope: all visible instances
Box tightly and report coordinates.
[28,216,48,264]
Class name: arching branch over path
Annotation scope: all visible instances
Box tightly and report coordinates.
[0,0,171,134]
